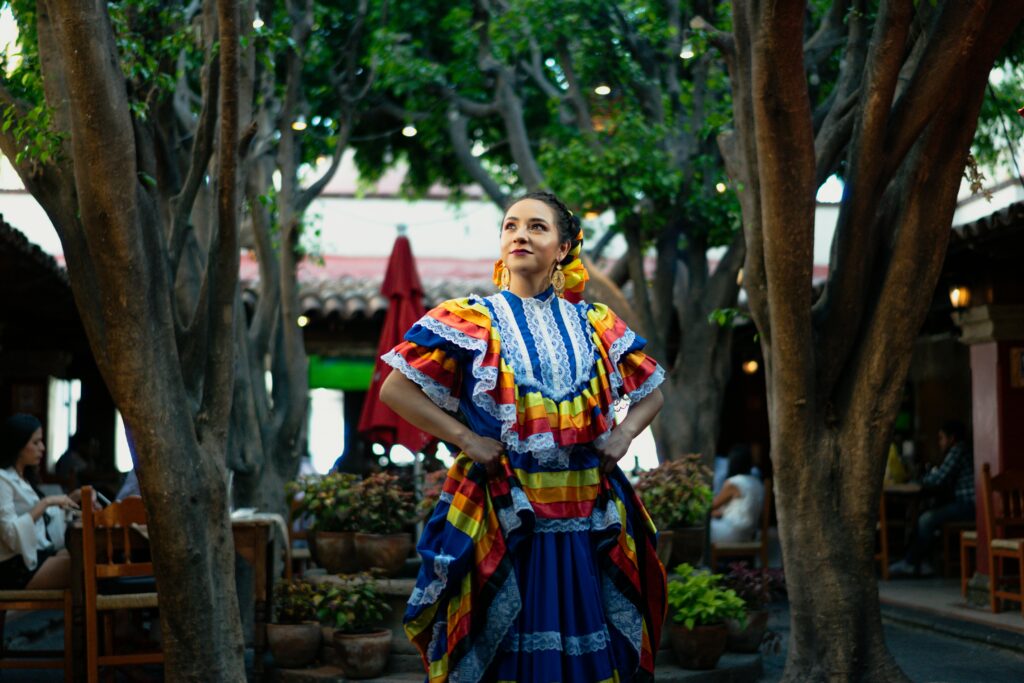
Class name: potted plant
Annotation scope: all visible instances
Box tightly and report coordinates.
[417,469,448,521]
[666,563,747,669]
[350,472,417,576]
[267,579,322,669]
[722,563,786,653]
[287,472,361,574]
[635,454,713,567]
[314,572,393,679]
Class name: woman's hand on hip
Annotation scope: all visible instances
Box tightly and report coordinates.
[596,428,633,474]
[459,433,505,476]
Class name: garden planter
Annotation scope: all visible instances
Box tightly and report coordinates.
[319,625,344,667]
[668,621,728,670]
[355,532,412,576]
[333,628,393,679]
[656,529,674,570]
[669,525,705,568]
[727,609,770,653]
[266,622,321,669]
[311,530,360,574]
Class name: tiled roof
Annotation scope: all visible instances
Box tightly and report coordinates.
[0,215,68,283]
[951,199,1024,246]
[240,253,495,322]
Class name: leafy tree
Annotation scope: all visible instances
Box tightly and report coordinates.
[360,0,745,462]
[0,0,374,677]
[706,1,1024,680]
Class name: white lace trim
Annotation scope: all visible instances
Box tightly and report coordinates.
[566,301,597,392]
[602,575,643,659]
[488,294,536,386]
[408,552,454,607]
[438,491,454,505]
[625,365,665,404]
[500,626,612,655]
[381,350,460,412]
[497,486,533,536]
[449,574,521,683]
[590,497,622,533]
[522,297,574,397]
[534,516,591,533]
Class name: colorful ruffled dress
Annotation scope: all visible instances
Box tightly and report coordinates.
[383,287,667,683]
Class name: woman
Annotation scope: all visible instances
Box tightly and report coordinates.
[380,192,667,683]
[0,414,79,590]
[710,446,764,544]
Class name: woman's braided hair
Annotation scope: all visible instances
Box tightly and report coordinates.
[505,191,582,266]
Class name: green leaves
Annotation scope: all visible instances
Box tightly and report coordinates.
[635,454,713,529]
[667,563,747,629]
[313,572,390,634]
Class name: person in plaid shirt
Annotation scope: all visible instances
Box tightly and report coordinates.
[890,420,975,577]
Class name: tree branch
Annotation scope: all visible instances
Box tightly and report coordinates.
[748,0,817,380]
[296,116,352,213]
[882,1,992,182]
[623,217,663,355]
[170,55,219,284]
[198,0,241,444]
[812,0,913,396]
[446,104,508,207]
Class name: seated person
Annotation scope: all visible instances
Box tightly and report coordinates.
[711,447,765,544]
[889,420,974,577]
[55,431,98,493]
[0,414,80,590]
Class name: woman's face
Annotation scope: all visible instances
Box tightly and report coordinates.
[500,199,569,278]
[16,428,45,470]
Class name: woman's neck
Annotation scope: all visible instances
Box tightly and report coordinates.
[14,463,25,479]
[508,271,551,299]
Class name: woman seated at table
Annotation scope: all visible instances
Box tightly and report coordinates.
[0,414,80,590]
[711,446,765,543]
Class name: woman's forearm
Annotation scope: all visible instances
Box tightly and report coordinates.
[379,372,473,450]
[616,387,664,440]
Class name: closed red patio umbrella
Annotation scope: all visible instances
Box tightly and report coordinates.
[357,233,434,453]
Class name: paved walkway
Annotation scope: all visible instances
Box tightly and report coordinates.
[3,600,1024,681]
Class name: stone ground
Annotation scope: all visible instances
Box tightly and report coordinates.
[1,602,1022,681]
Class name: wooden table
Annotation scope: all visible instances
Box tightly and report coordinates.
[883,482,924,550]
[67,517,275,678]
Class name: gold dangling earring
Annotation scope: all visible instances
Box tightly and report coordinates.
[500,263,511,290]
[550,264,566,298]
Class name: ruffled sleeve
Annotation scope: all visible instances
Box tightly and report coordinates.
[381,298,492,413]
[586,303,665,404]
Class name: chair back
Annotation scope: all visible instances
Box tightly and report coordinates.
[981,464,1024,541]
[81,486,154,580]
[760,478,773,541]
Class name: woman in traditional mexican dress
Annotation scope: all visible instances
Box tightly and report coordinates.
[380,191,667,683]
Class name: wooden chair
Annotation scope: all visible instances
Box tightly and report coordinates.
[286,496,312,580]
[875,494,891,581]
[960,529,977,598]
[711,478,773,569]
[0,587,72,681]
[81,486,163,683]
[980,464,1024,615]
[942,519,976,577]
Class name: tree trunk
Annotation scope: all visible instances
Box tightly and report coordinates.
[773,428,906,682]
[131,431,245,681]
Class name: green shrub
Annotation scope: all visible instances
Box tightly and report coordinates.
[313,572,391,634]
[667,563,747,630]
[635,454,713,529]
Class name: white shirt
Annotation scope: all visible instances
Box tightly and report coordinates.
[0,468,66,570]
[719,474,765,535]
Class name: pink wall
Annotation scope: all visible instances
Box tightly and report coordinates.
[971,340,1024,574]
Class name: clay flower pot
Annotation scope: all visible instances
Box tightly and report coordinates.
[355,532,412,577]
[668,525,705,568]
[333,628,393,679]
[266,622,321,669]
[311,530,360,574]
[668,621,728,670]
[727,609,770,653]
